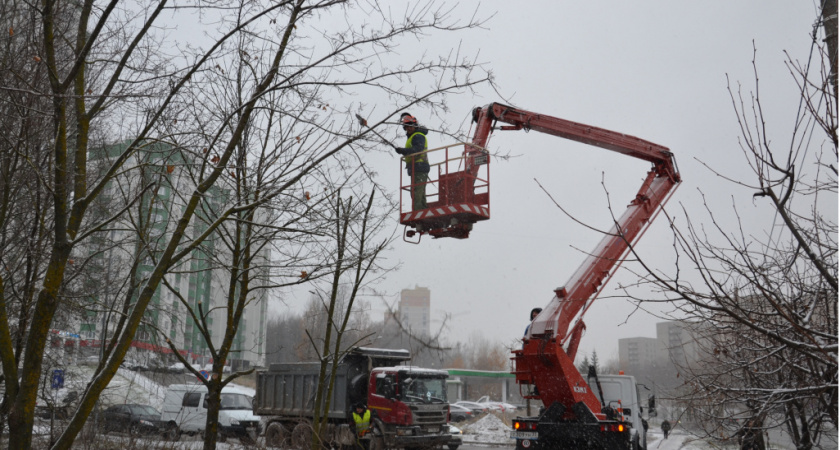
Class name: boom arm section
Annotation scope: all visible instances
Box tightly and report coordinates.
[470,103,681,421]
[469,103,679,180]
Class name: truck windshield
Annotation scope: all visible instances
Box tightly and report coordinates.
[591,381,633,416]
[400,377,447,404]
[220,393,253,410]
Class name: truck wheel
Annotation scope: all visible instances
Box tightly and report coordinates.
[266,423,290,448]
[447,446,460,450]
[369,436,385,450]
[291,422,312,449]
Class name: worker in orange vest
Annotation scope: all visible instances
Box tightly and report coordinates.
[393,113,430,211]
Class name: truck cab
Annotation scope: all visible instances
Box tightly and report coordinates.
[512,374,647,450]
[590,374,647,450]
[367,366,450,448]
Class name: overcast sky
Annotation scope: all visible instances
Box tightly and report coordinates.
[278,1,825,363]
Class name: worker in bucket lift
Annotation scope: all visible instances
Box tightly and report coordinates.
[393,113,430,211]
[351,402,371,449]
[524,307,543,397]
[524,307,543,336]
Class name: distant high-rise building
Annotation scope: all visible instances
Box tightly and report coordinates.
[618,337,658,372]
[614,321,700,385]
[398,286,431,337]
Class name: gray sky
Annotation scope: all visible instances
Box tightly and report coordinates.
[282,1,823,363]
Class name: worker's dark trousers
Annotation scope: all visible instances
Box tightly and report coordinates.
[412,172,428,210]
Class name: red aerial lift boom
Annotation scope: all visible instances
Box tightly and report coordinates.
[403,102,681,448]
[399,103,679,242]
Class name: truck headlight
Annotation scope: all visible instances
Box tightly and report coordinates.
[229,420,240,426]
[396,428,414,436]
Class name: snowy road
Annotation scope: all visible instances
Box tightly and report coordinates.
[457,413,749,450]
[457,432,729,450]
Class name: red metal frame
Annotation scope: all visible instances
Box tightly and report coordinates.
[464,103,680,422]
[398,144,490,239]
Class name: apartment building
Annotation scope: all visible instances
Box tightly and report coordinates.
[78,141,267,369]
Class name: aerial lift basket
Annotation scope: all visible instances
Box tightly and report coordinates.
[399,142,490,240]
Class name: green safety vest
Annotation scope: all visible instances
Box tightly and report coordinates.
[353,409,371,436]
[404,131,428,164]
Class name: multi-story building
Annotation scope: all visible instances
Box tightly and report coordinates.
[618,337,658,372]
[397,286,431,338]
[615,321,700,387]
[79,141,267,369]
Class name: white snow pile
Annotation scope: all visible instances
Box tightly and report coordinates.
[460,413,511,444]
[114,368,167,408]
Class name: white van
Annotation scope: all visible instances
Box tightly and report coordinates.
[160,384,260,442]
[590,375,648,450]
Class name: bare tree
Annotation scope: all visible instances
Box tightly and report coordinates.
[299,189,390,450]
[0,1,491,449]
[625,6,837,449]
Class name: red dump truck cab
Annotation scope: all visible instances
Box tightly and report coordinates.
[367,366,451,449]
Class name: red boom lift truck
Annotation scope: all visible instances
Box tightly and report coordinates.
[399,103,681,449]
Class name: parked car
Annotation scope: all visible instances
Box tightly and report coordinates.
[120,359,145,371]
[486,401,517,412]
[37,390,79,420]
[447,424,463,450]
[476,395,518,413]
[453,401,487,416]
[482,402,504,412]
[100,404,164,435]
[499,402,519,412]
[448,403,474,423]
[166,362,187,374]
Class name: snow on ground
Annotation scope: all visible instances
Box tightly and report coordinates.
[57,365,250,411]
[110,368,168,408]
[455,414,795,449]
[649,429,796,450]
[459,413,511,444]
[649,429,751,450]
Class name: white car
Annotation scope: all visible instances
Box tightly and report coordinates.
[495,402,519,412]
[454,401,488,415]
[482,402,505,412]
[166,362,187,374]
[475,395,517,412]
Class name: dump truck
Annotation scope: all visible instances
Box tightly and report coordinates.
[254,347,453,449]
